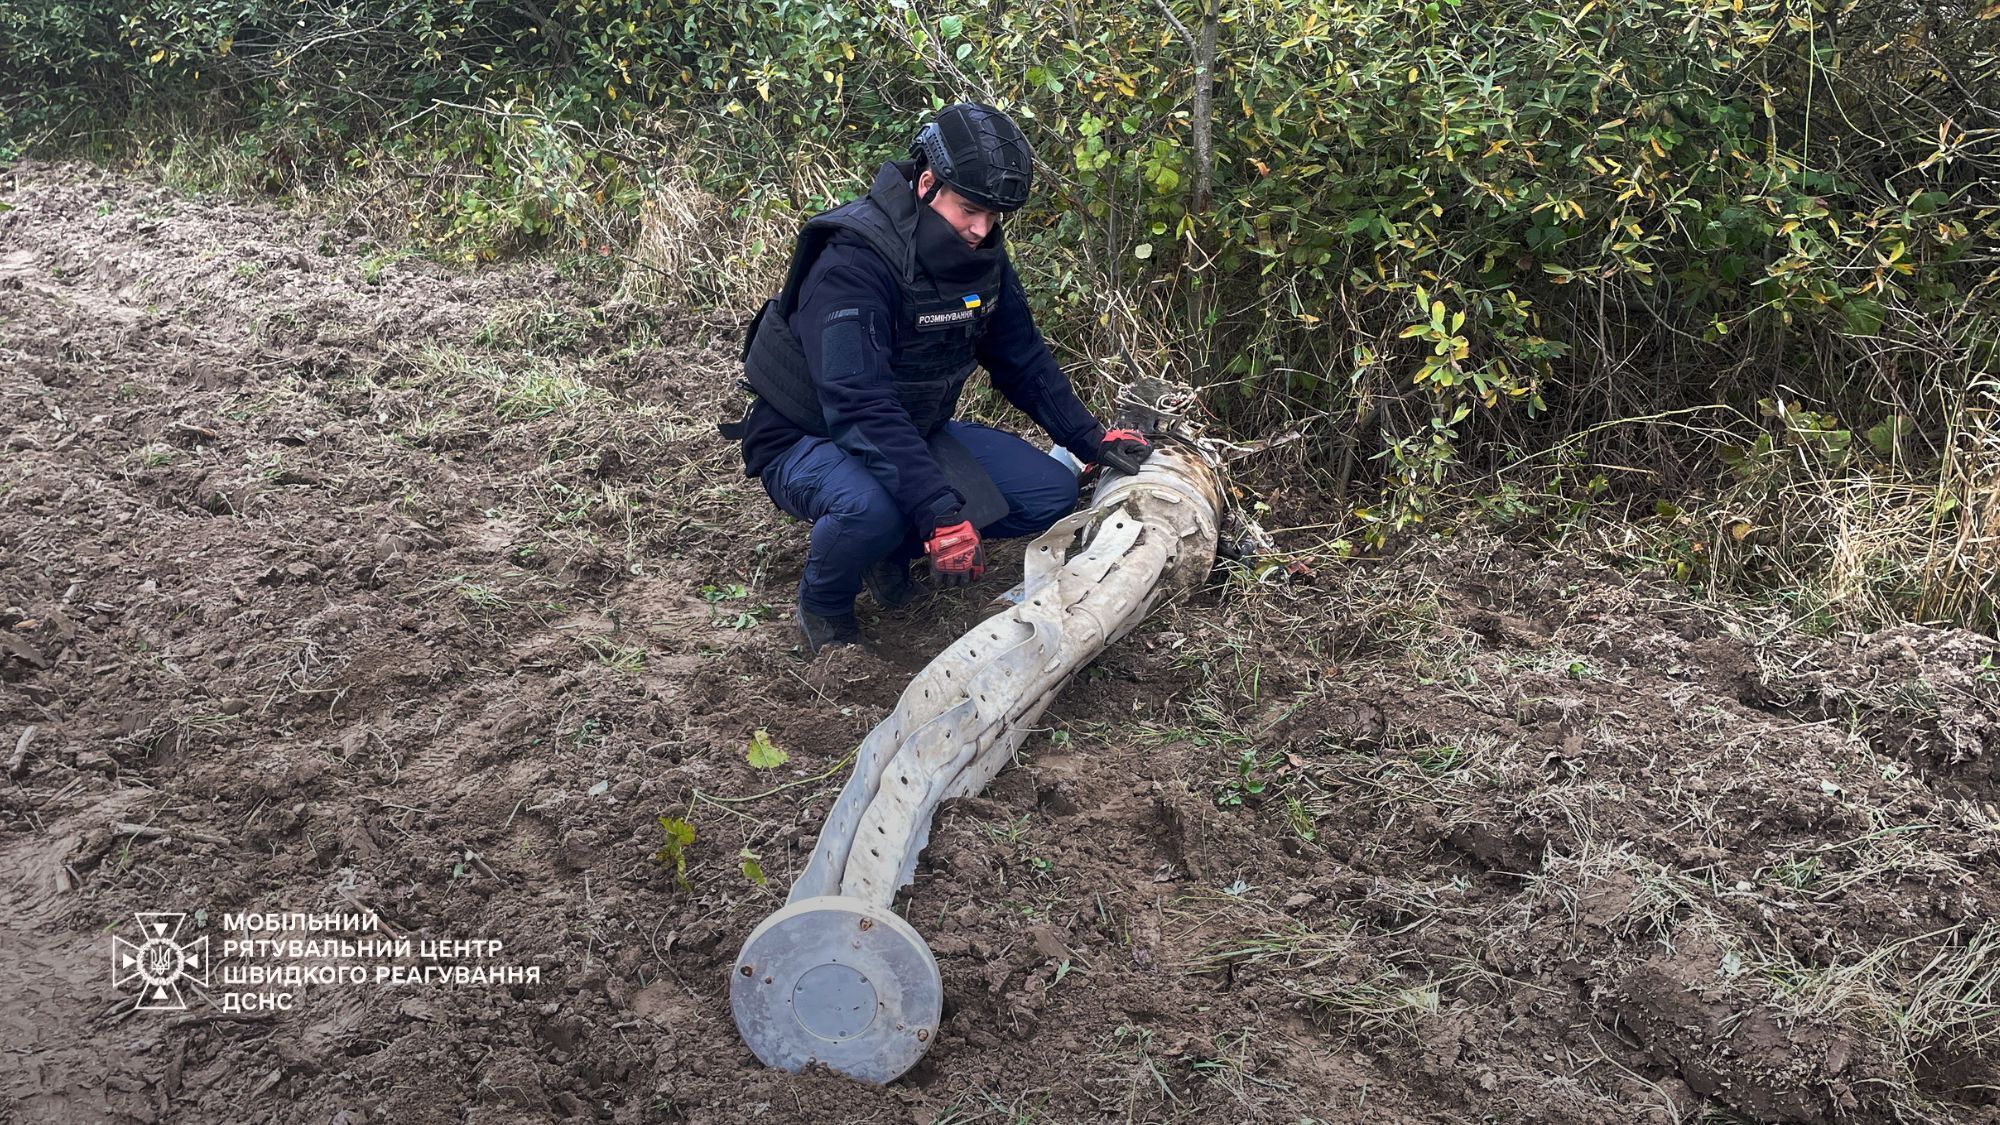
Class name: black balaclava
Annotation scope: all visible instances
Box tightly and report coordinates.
[912,189,1003,291]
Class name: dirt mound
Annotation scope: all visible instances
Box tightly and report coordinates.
[4,160,1997,1124]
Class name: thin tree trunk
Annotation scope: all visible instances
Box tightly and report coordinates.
[1190,0,1217,215]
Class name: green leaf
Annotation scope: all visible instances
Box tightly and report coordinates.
[1864,415,1908,456]
[1840,297,1885,336]
[1134,243,1153,259]
[939,14,963,38]
[746,727,789,769]
[659,816,694,849]
[655,816,696,890]
[739,847,766,885]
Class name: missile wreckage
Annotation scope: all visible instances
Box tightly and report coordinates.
[731,379,1273,1083]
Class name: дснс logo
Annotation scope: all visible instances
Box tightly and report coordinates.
[112,912,209,1010]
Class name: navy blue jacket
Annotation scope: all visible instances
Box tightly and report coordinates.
[739,232,1105,531]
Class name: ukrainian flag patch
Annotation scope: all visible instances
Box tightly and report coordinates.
[961,293,982,310]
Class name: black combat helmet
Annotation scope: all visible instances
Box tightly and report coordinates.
[910,103,1033,213]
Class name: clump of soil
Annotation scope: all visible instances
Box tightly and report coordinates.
[3,160,1997,1124]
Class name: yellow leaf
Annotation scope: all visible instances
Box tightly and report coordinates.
[148,49,166,63]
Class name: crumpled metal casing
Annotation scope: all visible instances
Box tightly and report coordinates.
[733,395,1226,1084]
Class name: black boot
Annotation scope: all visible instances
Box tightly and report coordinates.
[863,556,923,610]
[795,604,864,654]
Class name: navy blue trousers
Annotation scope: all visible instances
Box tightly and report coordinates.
[760,422,1079,616]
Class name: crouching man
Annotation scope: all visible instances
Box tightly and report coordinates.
[722,102,1153,652]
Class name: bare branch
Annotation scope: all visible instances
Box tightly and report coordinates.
[1151,0,1197,53]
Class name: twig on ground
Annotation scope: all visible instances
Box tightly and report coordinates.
[112,820,230,846]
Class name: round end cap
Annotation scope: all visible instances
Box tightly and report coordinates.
[730,895,942,1084]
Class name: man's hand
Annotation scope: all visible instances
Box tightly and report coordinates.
[925,519,986,587]
[1096,428,1154,476]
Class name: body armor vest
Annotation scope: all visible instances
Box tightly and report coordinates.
[741,160,1004,438]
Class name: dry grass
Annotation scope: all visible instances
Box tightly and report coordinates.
[619,165,791,312]
[1169,891,1357,974]
[1752,924,2000,1077]
[1918,371,2000,627]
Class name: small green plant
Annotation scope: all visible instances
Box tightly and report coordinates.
[1412,742,1467,775]
[1283,795,1318,842]
[1762,855,1824,892]
[739,846,767,886]
[984,813,1032,846]
[1216,749,1273,808]
[702,582,770,629]
[654,816,696,890]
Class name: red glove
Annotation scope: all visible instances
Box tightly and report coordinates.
[1097,428,1154,476]
[925,519,985,587]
